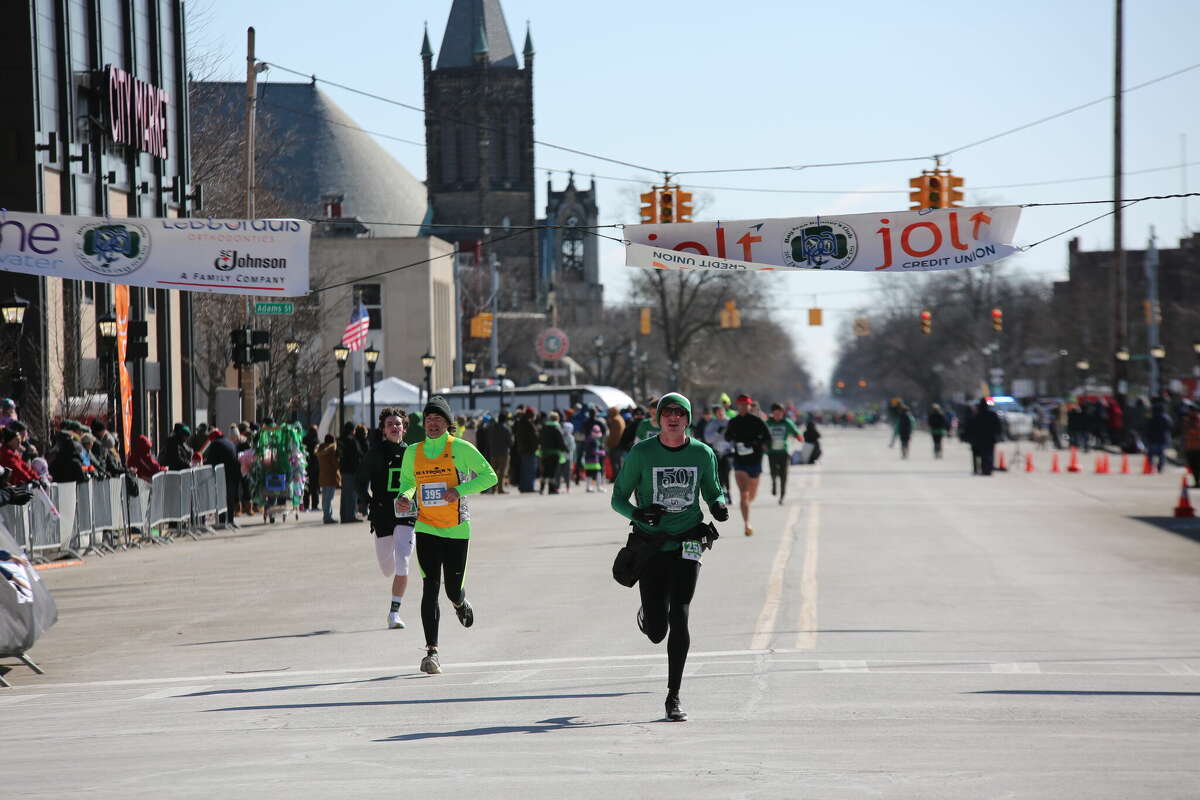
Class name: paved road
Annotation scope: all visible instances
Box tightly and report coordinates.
[5,428,1200,798]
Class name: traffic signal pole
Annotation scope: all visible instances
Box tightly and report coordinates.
[1112,0,1128,398]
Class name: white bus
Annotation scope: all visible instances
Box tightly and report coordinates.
[438,384,637,416]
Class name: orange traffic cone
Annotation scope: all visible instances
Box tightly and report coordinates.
[1067,447,1081,473]
[1101,454,1111,474]
[1025,452,1034,472]
[1174,476,1196,518]
[997,450,1008,471]
[1120,454,1130,474]
[1051,453,1061,473]
[1143,454,1154,475]
[1094,454,1104,474]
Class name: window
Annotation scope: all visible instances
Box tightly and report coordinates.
[355,283,382,330]
[561,215,584,275]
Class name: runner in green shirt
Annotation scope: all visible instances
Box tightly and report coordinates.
[612,392,728,722]
[633,396,661,441]
[765,403,803,504]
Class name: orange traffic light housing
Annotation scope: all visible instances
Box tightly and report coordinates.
[675,190,694,223]
[639,190,658,225]
[659,190,674,224]
[920,309,932,334]
[908,175,931,210]
[946,173,964,207]
[639,307,652,335]
[909,169,963,209]
[991,307,1003,332]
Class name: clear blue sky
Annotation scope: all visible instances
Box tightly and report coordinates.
[193,0,1200,387]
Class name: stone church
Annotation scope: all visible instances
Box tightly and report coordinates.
[422,0,603,326]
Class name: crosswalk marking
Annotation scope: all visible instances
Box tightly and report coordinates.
[133,685,213,700]
[0,693,44,705]
[819,660,868,673]
[990,663,1041,674]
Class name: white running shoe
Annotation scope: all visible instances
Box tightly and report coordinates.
[387,610,406,629]
[420,649,441,674]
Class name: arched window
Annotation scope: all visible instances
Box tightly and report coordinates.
[561,213,584,276]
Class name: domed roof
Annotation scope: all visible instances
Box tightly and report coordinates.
[191,82,429,236]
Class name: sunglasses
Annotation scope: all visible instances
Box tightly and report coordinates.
[660,406,687,418]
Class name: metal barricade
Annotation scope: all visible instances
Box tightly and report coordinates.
[0,504,30,555]
[71,480,95,555]
[90,477,116,552]
[213,464,228,525]
[32,482,76,560]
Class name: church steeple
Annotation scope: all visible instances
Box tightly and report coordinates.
[523,22,534,66]
[437,0,518,69]
[420,23,433,60]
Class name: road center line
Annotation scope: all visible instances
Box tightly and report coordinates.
[794,497,821,650]
[750,503,803,651]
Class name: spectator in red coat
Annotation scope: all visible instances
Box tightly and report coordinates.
[128,434,166,482]
[0,428,41,486]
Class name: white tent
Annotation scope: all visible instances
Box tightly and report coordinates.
[318,376,423,437]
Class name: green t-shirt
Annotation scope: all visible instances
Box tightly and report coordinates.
[635,417,661,441]
[611,435,725,549]
[765,417,802,453]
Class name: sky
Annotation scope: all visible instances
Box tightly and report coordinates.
[191,0,1200,389]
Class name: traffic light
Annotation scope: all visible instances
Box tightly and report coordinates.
[230,328,252,366]
[720,299,741,329]
[991,307,1003,332]
[659,190,674,224]
[250,329,271,363]
[834,380,846,395]
[470,313,493,338]
[946,173,964,207]
[920,310,932,335]
[639,190,658,225]
[909,174,932,210]
[927,176,942,208]
[639,307,651,335]
[857,379,868,388]
[808,307,823,326]
[675,189,694,223]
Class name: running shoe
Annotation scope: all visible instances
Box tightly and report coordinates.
[636,606,645,633]
[665,692,687,722]
[419,649,441,674]
[455,598,474,628]
[744,526,754,537]
[387,610,406,630]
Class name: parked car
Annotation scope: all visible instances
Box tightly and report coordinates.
[989,395,1034,440]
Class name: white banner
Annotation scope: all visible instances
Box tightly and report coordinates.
[625,205,1022,273]
[0,211,311,296]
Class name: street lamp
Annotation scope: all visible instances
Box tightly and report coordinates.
[421,351,435,407]
[538,371,548,385]
[1075,359,1090,393]
[1150,345,1166,360]
[495,363,508,412]
[3,291,30,404]
[333,344,350,432]
[98,312,118,434]
[1115,348,1130,362]
[593,334,605,382]
[464,359,477,410]
[364,345,380,426]
[285,338,301,423]
[1193,341,1200,378]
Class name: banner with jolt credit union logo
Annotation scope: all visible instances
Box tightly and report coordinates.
[624,205,1022,273]
[0,211,311,296]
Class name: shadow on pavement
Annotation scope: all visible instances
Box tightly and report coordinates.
[181,674,405,696]
[1131,516,1200,545]
[968,690,1200,697]
[180,629,336,646]
[203,690,649,714]
[374,714,659,742]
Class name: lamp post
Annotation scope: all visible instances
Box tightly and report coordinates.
[495,363,508,412]
[1075,359,1090,395]
[285,338,301,423]
[3,291,30,405]
[593,334,604,382]
[334,344,350,431]
[538,371,548,385]
[1150,345,1166,397]
[421,351,435,407]
[1193,341,1200,378]
[364,345,380,426]
[98,312,118,431]
[464,359,477,410]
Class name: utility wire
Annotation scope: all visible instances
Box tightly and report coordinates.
[261,60,664,175]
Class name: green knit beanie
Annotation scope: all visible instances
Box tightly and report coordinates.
[657,392,692,425]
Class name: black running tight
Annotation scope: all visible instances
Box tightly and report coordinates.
[416,532,469,648]
[768,452,789,496]
[638,551,700,692]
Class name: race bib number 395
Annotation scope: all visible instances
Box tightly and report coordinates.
[420,482,448,507]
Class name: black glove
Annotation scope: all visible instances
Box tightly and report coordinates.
[709,501,729,522]
[1,487,33,506]
[632,503,666,527]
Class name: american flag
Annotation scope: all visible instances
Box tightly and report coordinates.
[341,302,370,351]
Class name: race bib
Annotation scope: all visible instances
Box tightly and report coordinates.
[420,482,448,507]
[771,432,786,450]
[680,540,703,563]
[735,442,753,456]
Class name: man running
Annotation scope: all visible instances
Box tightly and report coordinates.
[612,392,727,722]
[357,408,417,629]
[633,396,661,441]
[765,403,802,504]
[725,394,770,536]
[394,396,497,674]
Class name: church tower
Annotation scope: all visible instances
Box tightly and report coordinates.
[422,0,537,303]
[540,172,602,326]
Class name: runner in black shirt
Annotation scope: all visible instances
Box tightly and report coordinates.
[724,394,770,536]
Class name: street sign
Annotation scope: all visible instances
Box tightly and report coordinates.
[254,301,294,315]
